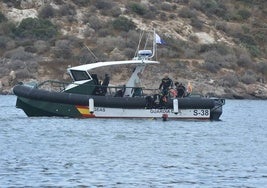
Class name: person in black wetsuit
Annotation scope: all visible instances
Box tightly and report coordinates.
[175,82,186,98]
[101,73,110,95]
[159,74,173,96]
[91,74,100,95]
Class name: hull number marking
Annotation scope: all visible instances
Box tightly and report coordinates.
[193,109,209,116]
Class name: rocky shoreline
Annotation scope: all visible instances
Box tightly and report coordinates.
[1,1,267,100]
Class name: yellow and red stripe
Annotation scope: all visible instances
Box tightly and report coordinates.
[75,105,95,118]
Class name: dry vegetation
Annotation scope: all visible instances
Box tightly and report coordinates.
[0,0,267,98]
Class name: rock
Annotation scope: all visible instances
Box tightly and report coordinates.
[21,0,35,9]
[0,77,9,87]
[9,70,16,80]
[20,0,47,9]
[6,8,38,23]
[194,32,215,44]
[6,59,26,70]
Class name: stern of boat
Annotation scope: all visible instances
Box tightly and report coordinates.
[210,98,225,121]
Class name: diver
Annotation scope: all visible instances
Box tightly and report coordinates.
[101,73,110,95]
[159,74,173,96]
[175,82,186,98]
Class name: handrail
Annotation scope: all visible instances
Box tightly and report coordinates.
[36,80,71,88]
[36,80,72,92]
[35,79,159,96]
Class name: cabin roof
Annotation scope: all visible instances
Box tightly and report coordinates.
[68,60,159,72]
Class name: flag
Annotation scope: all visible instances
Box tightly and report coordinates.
[155,33,165,44]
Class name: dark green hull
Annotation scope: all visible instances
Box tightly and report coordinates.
[16,97,82,117]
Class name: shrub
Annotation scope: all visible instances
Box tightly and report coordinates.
[219,74,239,87]
[109,6,122,17]
[38,5,55,19]
[54,0,64,4]
[112,17,136,32]
[223,23,243,37]
[234,33,261,57]
[169,13,176,20]
[58,4,76,16]
[124,48,136,59]
[0,36,8,50]
[180,0,189,4]
[189,0,201,10]
[97,28,112,37]
[25,46,37,53]
[16,69,32,79]
[79,48,97,64]
[0,12,7,23]
[199,43,230,55]
[0,22,16,37]
[71,0,91,6]
[163,37,186,57]
[124,30,140,49]
[83,26,94,38]
[184,47,197,58]
[179,7,195,18]
[34,40,49,54]
[99,6,121,17]
[254,31,267,45]
[6,59,25,70]
[256,62,267,75]
[143,5,158,18]
[190,0,226,18]
[240,71,256,84]
[86,16,106,31]
[95,0,114,10]
[201,50,238,70]
[237,9,251,20]
[13,18,57,40]
[161,3,173,11]
[4,47,35,61]
[215,21,227,32]
[202,61,220,73]
[191,17,203,29]
[237,53,252,68]
[127,2,147,15]
[160,12,168,21]
[53,39,74,59]
[97,36,126,52]
[3,0,21,8]
[246,45,261,57]
[201,0,218,14]
[236,0,254,4]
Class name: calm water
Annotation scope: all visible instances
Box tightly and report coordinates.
[0,95,266,187]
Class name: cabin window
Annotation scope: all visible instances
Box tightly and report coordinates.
[70,70,90,81]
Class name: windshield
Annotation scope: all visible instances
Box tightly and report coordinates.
[70,70,90,81]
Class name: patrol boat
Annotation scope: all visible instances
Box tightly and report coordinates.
[13,34,225,121]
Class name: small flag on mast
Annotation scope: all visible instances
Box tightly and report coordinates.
[155,33,165,44]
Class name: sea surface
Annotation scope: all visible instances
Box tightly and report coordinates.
[0,95,266,187]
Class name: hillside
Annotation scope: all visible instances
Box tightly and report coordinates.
[0,0,267,99]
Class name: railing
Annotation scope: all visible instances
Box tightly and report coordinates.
[36,80,72,92]
[97,85,159,97]
[34,79,159,97]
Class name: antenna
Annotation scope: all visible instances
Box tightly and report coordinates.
[150,29,156,59]
[84,43,98,63]
[134,30,145,58]
[133,29,157,60]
